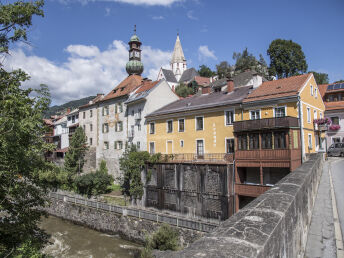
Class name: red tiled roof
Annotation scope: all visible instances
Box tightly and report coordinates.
[194,76,210,87]
[102,75,143,101]
[243,73,311,103]
[79,94,105,109]
[318,84,328,98]
[135,80,159,94]
[325,101,344,111]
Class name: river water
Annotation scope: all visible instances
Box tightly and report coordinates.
[40,216,141,258]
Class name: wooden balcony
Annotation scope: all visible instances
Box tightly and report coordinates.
[234,116,299,132]
[159,153,234,164]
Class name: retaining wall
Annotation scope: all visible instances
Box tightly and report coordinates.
[156,153,324,257]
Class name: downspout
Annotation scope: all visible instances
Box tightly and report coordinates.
[298,96,305,163]
[232,159,236,215]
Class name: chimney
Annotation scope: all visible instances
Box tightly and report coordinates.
[66,108,71,114]
[227,78,234,93]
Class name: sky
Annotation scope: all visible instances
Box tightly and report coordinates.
[3,0,344,105]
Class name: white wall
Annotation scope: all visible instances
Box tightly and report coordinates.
[79,106,98,147]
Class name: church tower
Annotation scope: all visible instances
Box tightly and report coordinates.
[171,33,187,81]
[126,25,144,76]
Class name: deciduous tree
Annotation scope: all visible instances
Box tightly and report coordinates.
[309,71,329,85]
[267,39,308,78]
[198,65,215,78]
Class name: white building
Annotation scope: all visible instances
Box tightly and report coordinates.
[125,79,179,151]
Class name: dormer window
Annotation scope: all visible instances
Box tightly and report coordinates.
[113,89,117,93]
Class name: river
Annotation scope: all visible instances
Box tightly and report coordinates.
[40,216,141,258]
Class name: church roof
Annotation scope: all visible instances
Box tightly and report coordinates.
[179,68,199,83]
[161,69,177,83]
[171,35,186,64]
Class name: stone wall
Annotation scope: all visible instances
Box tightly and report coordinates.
[156,153,324,257]
[144,163,234,221]
[82,147,97,173]
[45,197,204,247]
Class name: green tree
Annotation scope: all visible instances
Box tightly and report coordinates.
[267,39,308,78]
[309,71,329,85]
[216,61,232,79]
[64,127,88,182]
[145,224,180,252]
[175,83,194,98]
[198,65,215,77]
[334,80,344,83]
[0,1,48,256]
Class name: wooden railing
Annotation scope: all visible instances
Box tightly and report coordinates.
[235,149,291,160]
[234,116,299,132]
[159,153,234,163]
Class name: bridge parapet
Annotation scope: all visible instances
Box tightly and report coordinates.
[156,153,324,258]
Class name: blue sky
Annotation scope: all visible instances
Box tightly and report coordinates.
[4,0,344,105]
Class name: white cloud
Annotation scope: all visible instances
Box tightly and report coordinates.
[187,10,197,20]
[152,15,164,20]
[198,45,217,61]
[4,41,171,105]
[105,7,111,16]
[59,0,182,6]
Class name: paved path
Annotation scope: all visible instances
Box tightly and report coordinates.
[305,157,344,258]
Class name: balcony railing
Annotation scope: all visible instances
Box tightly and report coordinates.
[159,153,234,163]
[235,149,292,160]
[234,116,299,132]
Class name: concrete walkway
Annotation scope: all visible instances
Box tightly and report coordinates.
[305,158,342,258]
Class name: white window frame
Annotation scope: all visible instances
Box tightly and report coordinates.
[195,116,204,131]
[180,140,184,147]
[178,118,185,132]
[136,141,140,150]
[195,138,205,156]
[166,119,173,133]
[320,112,323,119]
[104,141,109,150]
[273,106,287,118]
[249,109,261,120]
[225,137,235,153]
[315,88,318,98]
[149,122,155,134]
[314,110,317,120]
[224,109,235,126]
[307,107,311,123]
[310,85,314,96]
[149,142,155,154]
[308,134,312,149]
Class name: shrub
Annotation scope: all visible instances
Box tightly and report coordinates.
[149,224,179,251]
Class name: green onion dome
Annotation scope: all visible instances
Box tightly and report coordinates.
[130,34,140,42]
[126,60,144,75]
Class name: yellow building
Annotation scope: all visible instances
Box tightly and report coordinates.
[145,81,251,161]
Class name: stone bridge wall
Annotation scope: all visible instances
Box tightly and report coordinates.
[156,153,324,258]
[144,163,234,221]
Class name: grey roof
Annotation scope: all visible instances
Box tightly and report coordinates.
[161,69,177,83]
[146,85,252,118]
[171,35,186,63]
[125,81,160,105]
[209,78,227,88]
[179,68,199,83]
[233,70,266,87]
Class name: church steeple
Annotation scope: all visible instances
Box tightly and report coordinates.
[126,25,144,76]
[171,33,187,81]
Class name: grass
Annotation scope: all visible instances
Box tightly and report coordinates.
[102,195,128,206]
[107,183,121,192]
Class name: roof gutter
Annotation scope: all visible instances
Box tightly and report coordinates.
[298,95,305,163]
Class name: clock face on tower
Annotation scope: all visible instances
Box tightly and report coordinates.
[134,51,140,58]
[130,52,134,58]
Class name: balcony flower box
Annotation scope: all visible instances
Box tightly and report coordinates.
[314,118,331,125]
[329,124,341,131]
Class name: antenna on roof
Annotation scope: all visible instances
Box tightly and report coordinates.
[134,24,136,35]
[177,28,179,36]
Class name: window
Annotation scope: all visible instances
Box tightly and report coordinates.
[250,110,260,120]
[178,119,185,132]
[83,112,86,119]
[102,106,109,116]
[331,116,339,125]
[72,116,75,123]
[274,107,286,118]
[116,121,123,132]
[332,137,341,144]
[138,124,141,131]
[238,134,247,150]
[196,140,204,157]
[262,133,272,149]
[308,134,312,149]
[315,88,318,98]
[195,116,204,131]
[83,125,86,131]
[90,110,93,117]
[225,110,234,125]
[89,138,92,146]
[149,142,155,154]
[115,141,123,150]
[102,123,109,133]
[119,103,123,113]
[76,115,78,119]
[249,134,260,149]
[68,116,71,121]
[314,110,317,120]
[307,107,311,123]
[180,140,184,147]
[131,110,134,116]
[167,120,173,133]
[90,124,93,131]
[274,132,286,149]
[137,141,140,150]
[320,112,323,119]
[150,123,155,134]
[115,104,118,114]
[226,138,234,153]
[311,85,314,96]
[104,141,109,150]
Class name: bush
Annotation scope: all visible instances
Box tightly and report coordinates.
[175,83,194,98]
[148,224,180,251]
[39,166,69,190]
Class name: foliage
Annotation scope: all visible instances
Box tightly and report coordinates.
[44,95,96,118]
[64,127,88,183]
[329,124,341,130]
[309,71,329,85]
[175,83,194,98]
[146,224,180,251]
[74,161,114,197]
[267,39,308,78]
[216,61,232,79]
[334,79,344,83]
[314,118,331,125]
[39,166,69,190]
[198,65,215,77]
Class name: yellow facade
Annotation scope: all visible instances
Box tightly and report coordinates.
[147,109,239,154]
